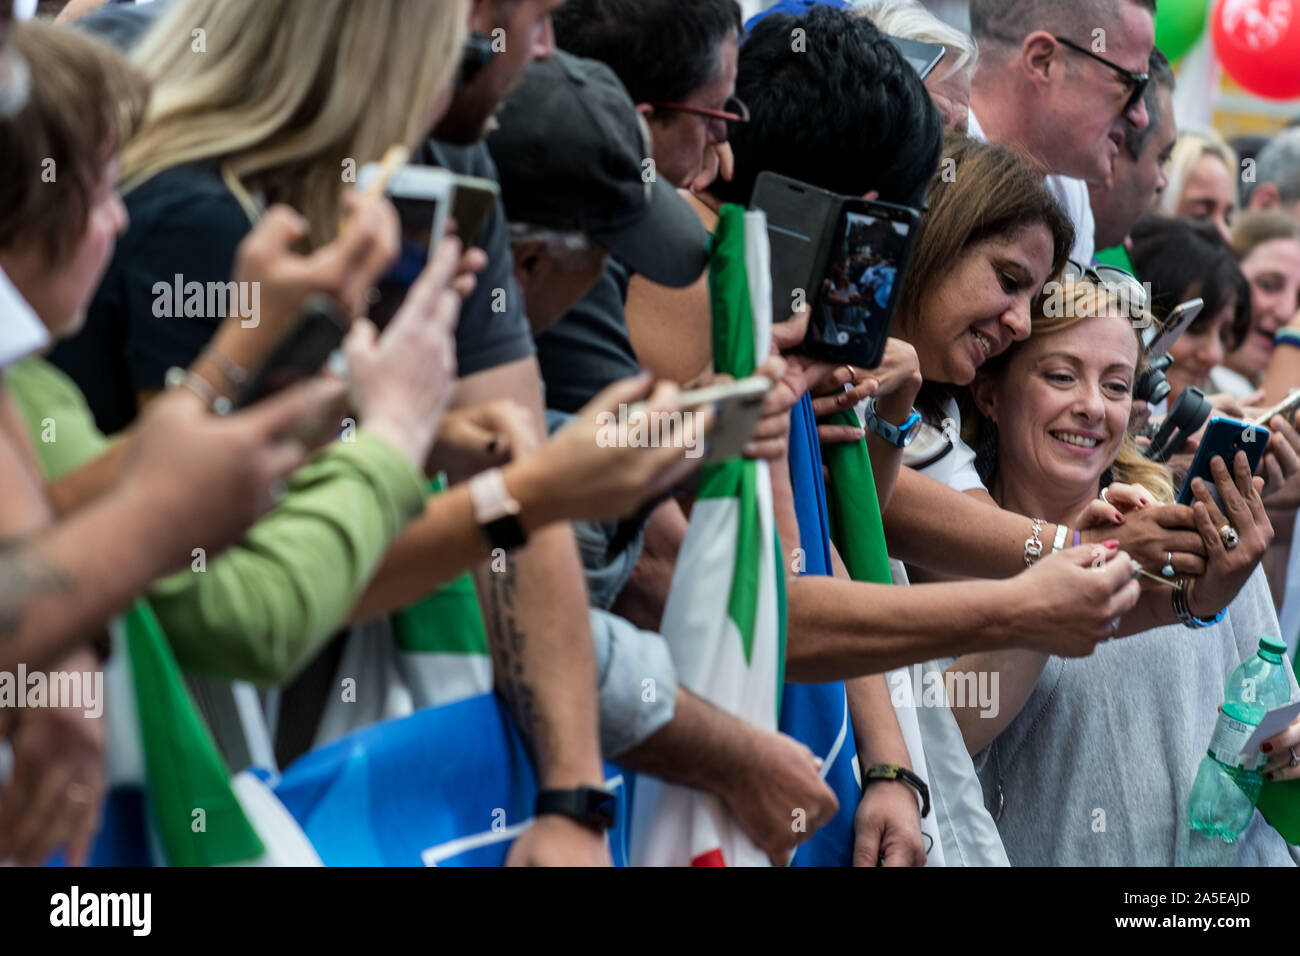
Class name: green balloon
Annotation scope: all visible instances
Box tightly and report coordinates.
[1154,0,1209,63]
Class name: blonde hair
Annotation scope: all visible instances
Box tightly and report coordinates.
[122,0,466,247]
[1232,209,1300,261]
[1156,129,1240,221]
[859,0,978,83]
[973,277,1176,502]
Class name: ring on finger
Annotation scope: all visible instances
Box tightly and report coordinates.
[1161,551,1175,577]
[1290,746,1299,769]
[1108,617,1120,639]
[1099,486,1111,505]
[1218,523,1239,550]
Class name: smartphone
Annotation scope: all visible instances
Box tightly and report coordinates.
[1176,416,1270,507]
[1143,297,1204,360]
[356,163,456,329]
[805,199,920,368]
[449,173,500,248]
[887,36,946,79]
[1252,388,1300,428]
[750,171,842,326]
[678,376,772,463]
[234,295,351,409]
[749,172,921,368]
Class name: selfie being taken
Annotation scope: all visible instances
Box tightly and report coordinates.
[2,0,1300,935]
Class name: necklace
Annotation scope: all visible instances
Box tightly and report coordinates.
[992,659,1065,822]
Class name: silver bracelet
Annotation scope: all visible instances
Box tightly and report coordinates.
[1051,523,1068,554]
[164,366,232,416]
[202,347,248,391]
[1024,518,1045,567]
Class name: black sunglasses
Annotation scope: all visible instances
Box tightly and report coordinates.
[1060,259,1150,317]
[1053,36,1149,117]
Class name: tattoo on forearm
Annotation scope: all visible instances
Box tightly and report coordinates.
[0,537,75,640]
[482,561,555,765]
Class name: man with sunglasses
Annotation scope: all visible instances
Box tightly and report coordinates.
[967,0,1156,264]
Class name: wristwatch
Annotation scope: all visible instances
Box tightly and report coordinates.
[534,785,618,833]
[468,467,527,552]
[863,764,930,818]
[861,397,922,448]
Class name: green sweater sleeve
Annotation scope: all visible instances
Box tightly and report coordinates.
[147,431,427,684]
[7,357,428,685]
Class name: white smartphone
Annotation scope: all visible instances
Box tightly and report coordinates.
[1143,296,1204,360]
[1252,388,1300,428]
[678,376,773,463]
[356,163,456,328]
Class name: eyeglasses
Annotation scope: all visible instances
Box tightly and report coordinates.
[647,96,750,141]
[1060,259,1151,319]
[1053,36,1149,117]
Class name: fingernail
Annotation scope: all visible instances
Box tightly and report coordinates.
[1263,742,1274,753]
[1102,539,1119,549]
[1139,498,1150,505]
[1113,512,1124,523]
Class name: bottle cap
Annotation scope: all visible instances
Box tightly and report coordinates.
[1259,636,1288,656]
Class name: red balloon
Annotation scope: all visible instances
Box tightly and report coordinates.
[1211,0,1300,99]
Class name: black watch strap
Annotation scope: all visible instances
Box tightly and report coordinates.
[482,513,527,552]
[863,764,930,818]
[534,785,617,833]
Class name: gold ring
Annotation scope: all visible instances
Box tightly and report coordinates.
[843,364,857,381]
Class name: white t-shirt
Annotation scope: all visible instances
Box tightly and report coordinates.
[900,398,986,493]
[966,111,1096,264]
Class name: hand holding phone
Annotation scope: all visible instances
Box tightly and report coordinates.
[1176,416,1270,507]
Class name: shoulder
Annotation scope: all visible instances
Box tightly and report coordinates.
[123,164,252,236]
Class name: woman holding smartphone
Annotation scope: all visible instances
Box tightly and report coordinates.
[947,274,1297,865]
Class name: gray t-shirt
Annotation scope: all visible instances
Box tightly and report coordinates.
[975,566,1299,866]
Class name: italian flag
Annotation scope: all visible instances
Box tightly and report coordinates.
[629,205,786,867]
[99,601,318,865]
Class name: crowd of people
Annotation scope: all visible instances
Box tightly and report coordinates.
[4,0,1300,868]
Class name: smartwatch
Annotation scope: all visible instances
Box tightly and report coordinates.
[468,467,527,552]
[534,785,618,833]
[861,397,922,448]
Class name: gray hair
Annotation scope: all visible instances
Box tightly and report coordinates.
[1245,127,1300,206]
[1125,46,1175,160]
[969,0,1154,50]
[859,0,978,80]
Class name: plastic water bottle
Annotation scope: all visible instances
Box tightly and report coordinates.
[1187,637,1294,842]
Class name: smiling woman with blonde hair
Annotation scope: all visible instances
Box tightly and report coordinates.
[50,0,468,433]
[946,274,1295,866]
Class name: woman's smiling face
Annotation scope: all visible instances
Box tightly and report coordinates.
[979,311,1139,495]
[903,224,1056,387]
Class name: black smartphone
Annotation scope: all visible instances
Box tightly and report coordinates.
[887,36,946,79]
[1176,416,1270,507]
[750,171,842,325]
[804,199,920,368]
[449,173,500,248]
[234,296,350,409]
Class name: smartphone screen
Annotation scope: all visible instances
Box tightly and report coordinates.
[369,196,441,329]
[806,204,916,368]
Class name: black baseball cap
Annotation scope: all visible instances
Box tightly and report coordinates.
[485,51,709,289]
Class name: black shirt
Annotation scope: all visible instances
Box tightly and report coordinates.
[534,258,640,414]
[52,143,536,434]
